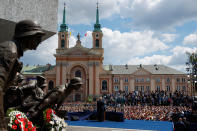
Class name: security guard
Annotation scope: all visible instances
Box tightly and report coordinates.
[0,20,45,130]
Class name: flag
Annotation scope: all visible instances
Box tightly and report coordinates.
[85,33,87,37]
[70,32,71,36]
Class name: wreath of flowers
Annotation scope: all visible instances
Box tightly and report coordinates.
[43,108,67,131]
[7,110,36,131]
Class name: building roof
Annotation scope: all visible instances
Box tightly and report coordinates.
[21,64,185,75]
[21,64,55,75]
[103,65,185,75]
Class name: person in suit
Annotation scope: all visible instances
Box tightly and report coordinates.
[97,96,105,122]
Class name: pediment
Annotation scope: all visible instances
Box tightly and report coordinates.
[62,45,90,56]
[70,49,89,55]
[133,68,151,75]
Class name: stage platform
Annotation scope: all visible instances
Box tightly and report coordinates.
[66,120,173,131]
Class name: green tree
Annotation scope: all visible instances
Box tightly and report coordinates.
[186,51,197,97]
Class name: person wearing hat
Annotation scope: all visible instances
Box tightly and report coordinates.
[0,20,45,130]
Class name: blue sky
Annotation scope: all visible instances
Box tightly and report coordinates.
[21,0,197,72]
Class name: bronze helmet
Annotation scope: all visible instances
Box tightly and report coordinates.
[17,73,24,83]
[36,75,46,82]
[70,77,83,85]
[14,20,45,38]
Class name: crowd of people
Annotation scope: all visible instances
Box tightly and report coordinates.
[101,90,192,107]
[60,91,193,121]
[60,91,197,130]
[60,103,191,122]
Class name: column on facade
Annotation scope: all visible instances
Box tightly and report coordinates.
[86,78,89,97]
[151,76,155,91]
[120,76,123,91]
[109,77,112,94]
[56,61,61,86]
[62,63,67,85]
[88,62,94,95]
[130,76,135,92]
[172,77,175,92]
[162,75,165,91]
[95,62,100,95]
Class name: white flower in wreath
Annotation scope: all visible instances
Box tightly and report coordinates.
[62,121,67,128]
[49,121,55,125]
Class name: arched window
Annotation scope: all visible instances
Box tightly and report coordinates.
[61,39,65,48]
[75,70,81,77]
[102,80,107,91]
[48,80,54,90]
[96,39,99,48]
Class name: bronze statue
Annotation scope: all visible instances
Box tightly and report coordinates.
[20,75,46,113]
[29,77,82,124]
[27,77,82,127]
[4,75,47,113]
[0,20,45,130]
[4,74,82,128]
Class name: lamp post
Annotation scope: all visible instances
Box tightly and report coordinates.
[186,52,197,98]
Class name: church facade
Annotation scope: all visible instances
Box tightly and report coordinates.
[22,5,189,102]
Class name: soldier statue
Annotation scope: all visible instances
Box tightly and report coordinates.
[0,20,45,130]
[20,75,46,113]
[29,77,82,125]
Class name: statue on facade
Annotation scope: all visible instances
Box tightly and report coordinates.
[0,20,45,130]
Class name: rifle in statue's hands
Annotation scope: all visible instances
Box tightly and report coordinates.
[29,77,82,119]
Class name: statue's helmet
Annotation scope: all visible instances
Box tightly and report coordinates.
[36,75,46,88]
[14,20,45,38]
[70,77,83,85]
[36,75,46,82]
[17,73,24,83]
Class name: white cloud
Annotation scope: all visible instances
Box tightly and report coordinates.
[183,33,197,45]
[161,33,177,43]
[20,34,58,65]
[128,46,197,72]
[69,35,77,47]
[20,33,77,65]
[119,0,197,30]
[20,27,196,73]
[101,27,168,64]
[58,0,119,25]
[22,27,168,65]
[129,55,171,65]
[58,0,197,30]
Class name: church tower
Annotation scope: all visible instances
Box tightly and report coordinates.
[92,3,103,55]
[58,3,69,50]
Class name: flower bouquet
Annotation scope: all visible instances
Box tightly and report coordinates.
[43,108,67,131]
[7,110,36,131]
